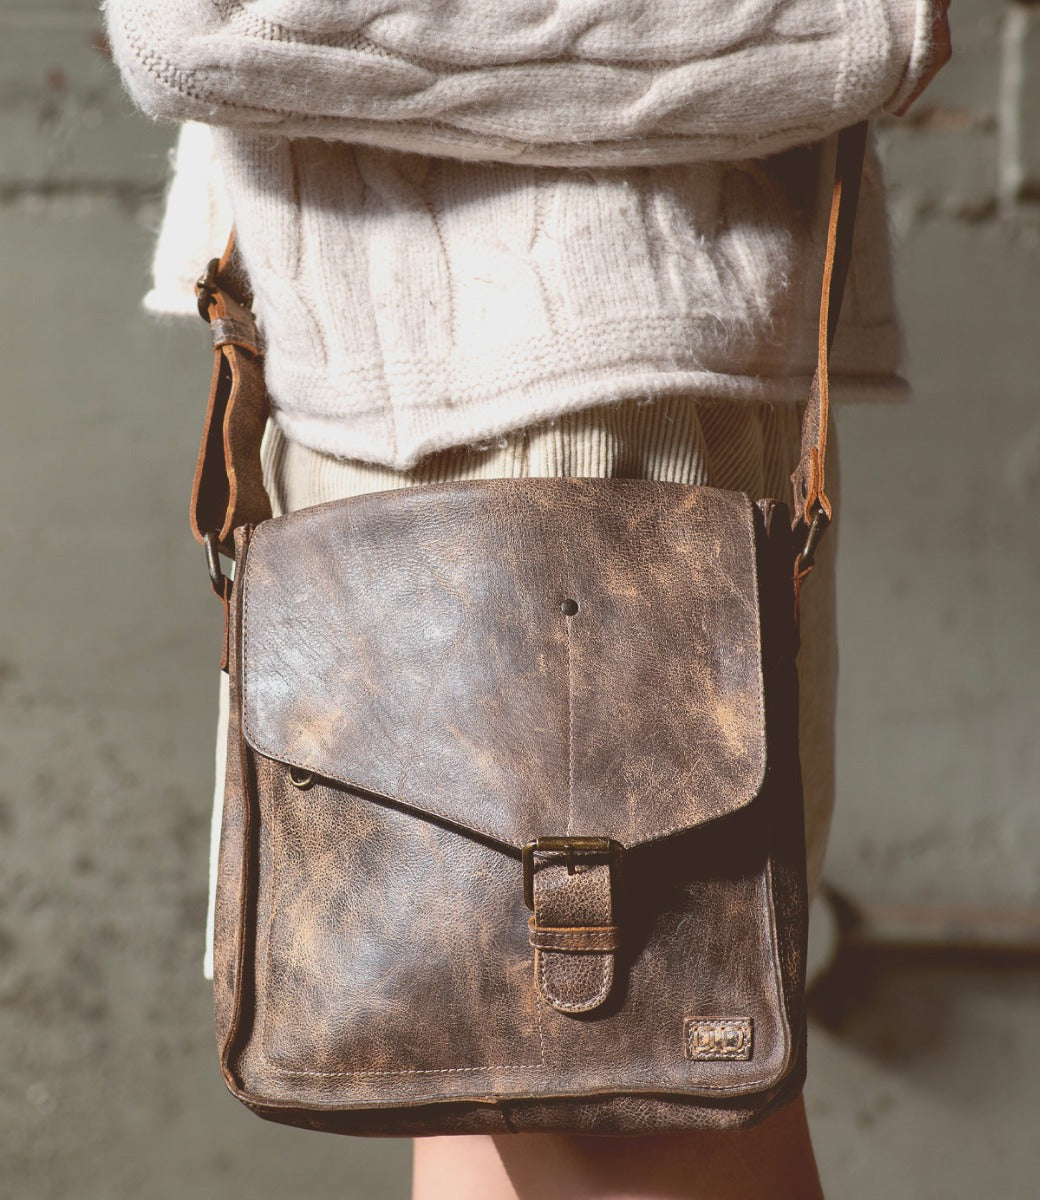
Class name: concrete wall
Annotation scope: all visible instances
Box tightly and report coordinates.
[1,3,1036,1197]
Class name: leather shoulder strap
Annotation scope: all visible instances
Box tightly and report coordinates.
[190,126,868,559]
[791,122,868,544]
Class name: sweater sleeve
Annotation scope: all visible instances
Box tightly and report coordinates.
[106,0,936,166]
[143,121,233,316]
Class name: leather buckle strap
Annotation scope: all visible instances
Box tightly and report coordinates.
[523,837,622,1015]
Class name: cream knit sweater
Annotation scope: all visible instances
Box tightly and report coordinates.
[107,1,935,468]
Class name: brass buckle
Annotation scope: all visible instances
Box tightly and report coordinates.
[522,836,622,911]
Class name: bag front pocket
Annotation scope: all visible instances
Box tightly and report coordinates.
[254,763,546,1078]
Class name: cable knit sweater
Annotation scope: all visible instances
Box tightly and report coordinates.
[106,1,936,469]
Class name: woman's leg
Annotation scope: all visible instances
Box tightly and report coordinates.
[412,1098,823,1200]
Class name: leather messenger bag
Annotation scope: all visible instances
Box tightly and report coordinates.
[191,126,866,1136]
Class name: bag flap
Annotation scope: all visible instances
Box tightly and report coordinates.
[240,479,767,850]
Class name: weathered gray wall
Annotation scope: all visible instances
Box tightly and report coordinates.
[835,0,1040,913]
[1,3,1037,1197]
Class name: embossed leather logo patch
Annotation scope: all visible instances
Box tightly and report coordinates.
[683,1017,753,1061]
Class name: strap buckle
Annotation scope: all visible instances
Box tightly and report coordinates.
[797,504,830,573]
[195,257,222,322]
[203,530,228,597]
[522,837,622,911]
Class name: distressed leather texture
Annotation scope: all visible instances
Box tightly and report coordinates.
[212,481,810,1135]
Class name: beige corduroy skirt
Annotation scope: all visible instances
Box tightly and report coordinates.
[203,395,838,977]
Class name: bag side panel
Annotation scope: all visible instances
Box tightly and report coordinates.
[755,500,809,1107]
[213,527,259,1087]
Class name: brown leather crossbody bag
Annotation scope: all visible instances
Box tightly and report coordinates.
[191,127,866,1136]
